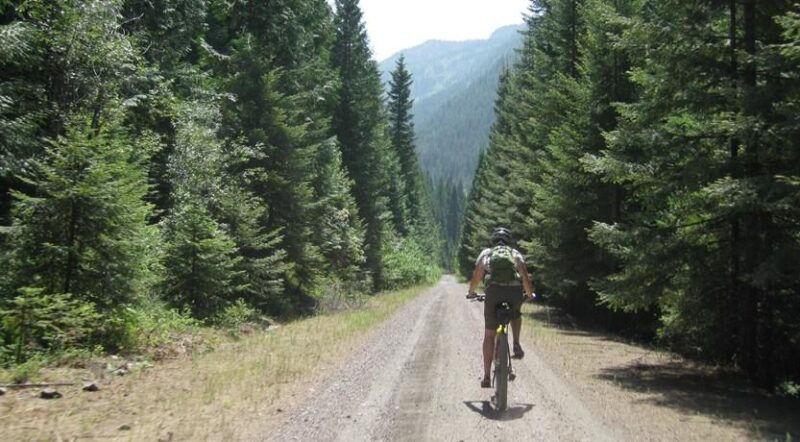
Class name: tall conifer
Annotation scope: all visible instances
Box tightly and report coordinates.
[388,55,423,226]
[331,0,398,288]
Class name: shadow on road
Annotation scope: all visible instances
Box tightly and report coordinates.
[596,362,800,440]
[463,400,533,421]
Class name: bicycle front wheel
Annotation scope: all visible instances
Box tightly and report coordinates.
[494,335,509,411]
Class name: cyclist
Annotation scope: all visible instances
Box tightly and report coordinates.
[467,227,535,388]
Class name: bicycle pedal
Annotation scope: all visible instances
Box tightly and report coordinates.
[509,372,517,382]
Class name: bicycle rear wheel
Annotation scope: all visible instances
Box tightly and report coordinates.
[494,334,509,411]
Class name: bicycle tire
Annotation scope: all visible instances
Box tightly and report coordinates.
[494,334,509,411]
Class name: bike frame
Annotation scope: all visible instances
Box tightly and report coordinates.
[492,302,514,411]
[469,294,517,412]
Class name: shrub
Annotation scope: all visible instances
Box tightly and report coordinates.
[777,381,800,398]
[0,287,101,364]
[315,278,371,313]
[117,297,199,352]
[6,355,47,383]
[212,299,259,330]
[382,236,441,290]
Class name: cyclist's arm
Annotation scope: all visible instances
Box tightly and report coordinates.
[468,250,489,295]
[517,259,535,299]
[468,265,485,295]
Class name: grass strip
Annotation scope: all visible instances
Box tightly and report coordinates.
[1,285,431,441]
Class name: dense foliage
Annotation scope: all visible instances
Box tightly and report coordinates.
[459,0,800,388]
[0,0,439,364]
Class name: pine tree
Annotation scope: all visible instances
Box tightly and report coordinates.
[1,117,155,312]
[213,143,289,313]
[120,0,209,217]
[1,0,146,228]
[388,55,423,227]
[331,0,399,288]
[522,0,636,316]
[432,177,465,270]
[458,147,495,277]
[160,102,247,319]
[309,138,366,283]
[161,203,242,319]
[587,0,800,384]
[213,1,342,306]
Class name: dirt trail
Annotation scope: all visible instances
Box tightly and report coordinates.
[269,276,618,441]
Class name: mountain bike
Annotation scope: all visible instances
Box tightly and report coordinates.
[491,301,516,411]
[467,293,517,411]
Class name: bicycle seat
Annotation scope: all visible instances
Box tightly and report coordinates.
[495,302,515,325]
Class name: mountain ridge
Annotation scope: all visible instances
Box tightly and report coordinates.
[379,24,523,184]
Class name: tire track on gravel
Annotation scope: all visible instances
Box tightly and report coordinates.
[268,281,442,441]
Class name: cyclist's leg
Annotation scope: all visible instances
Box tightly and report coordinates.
[511,317,522,346]
[511,317,524,358]
[482,328,495,386]
[482,285,502,386]
[494,285,524,356]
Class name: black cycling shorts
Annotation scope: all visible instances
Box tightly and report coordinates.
[484,284,524,330]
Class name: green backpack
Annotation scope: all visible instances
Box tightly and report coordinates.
[489,245,518,284]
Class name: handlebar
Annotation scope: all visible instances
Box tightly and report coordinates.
[466,292,537,302]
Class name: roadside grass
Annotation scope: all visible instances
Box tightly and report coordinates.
[0,285,431,441]
[520,302,568,347]
[520,301,800,441]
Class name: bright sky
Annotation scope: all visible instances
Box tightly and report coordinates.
[328,0,530,61]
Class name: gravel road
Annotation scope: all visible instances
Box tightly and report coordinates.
[269,276,618,441]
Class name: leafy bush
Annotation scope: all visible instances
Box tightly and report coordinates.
[5,355,47,383]
[117,297,199,352]
[315,278,371,313]
[382,236,441,290]
[777,381,800,398]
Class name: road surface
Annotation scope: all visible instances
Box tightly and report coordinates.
[270,276,617,441]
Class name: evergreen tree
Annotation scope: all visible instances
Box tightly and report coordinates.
[167,99,289,314]
[160,102,247,319]
[587,0,800,384]
[161,203,242,319]
[309,139,366,281]
[431,176,464,270]
[523,0,636,316]
[388,55,423,227]
[459,147,495,276]
[331,0,400,288]
[1,0,147,227]
[120,0,209,217]
[212,0,346,306]
[213,141,289,313]
[1,117,155,312]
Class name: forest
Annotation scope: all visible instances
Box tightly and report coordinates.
[460,0,800,389]
[3,0,800,396]
[0,0,441,366]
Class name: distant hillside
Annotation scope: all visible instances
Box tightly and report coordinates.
[379,25,523,185]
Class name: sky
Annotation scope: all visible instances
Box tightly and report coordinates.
[327,0,530,61]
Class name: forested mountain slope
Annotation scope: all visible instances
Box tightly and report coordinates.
[379,25,523,184]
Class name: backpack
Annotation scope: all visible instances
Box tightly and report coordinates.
[489,245,518,284]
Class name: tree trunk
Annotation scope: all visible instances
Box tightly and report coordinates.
[726,0,741,361]
[739,0,761,383]
[63,199,78,295]
[570,0,579,77]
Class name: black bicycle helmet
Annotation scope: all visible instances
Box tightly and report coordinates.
[490,227,513,245]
